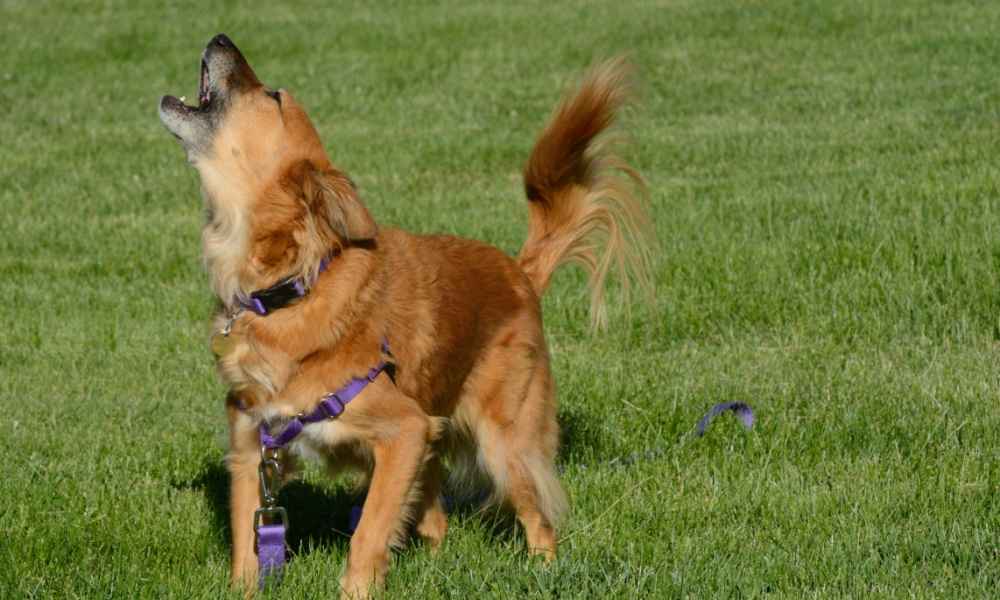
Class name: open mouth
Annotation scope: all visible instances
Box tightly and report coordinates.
[198,58,211,106]
[164,58,212,112]
[159,34,247,148]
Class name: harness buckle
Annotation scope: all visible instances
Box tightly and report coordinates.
[318,394,345,419]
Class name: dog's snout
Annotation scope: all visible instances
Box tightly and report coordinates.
[201,33,259,91]
[209,33,234,49]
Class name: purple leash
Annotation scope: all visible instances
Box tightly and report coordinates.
[252,341,392,589]
[696,402,755,436]
[256,523,287,587]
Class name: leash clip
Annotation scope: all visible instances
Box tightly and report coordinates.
[221,308,245,337]
[258,447,283,507]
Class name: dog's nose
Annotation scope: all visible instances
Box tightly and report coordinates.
[209,33,234,48]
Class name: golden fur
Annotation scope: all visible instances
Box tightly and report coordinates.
[162,37,653,599]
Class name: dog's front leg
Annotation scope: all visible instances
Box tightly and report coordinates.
[340,412,435,599]
[226,395,261,592]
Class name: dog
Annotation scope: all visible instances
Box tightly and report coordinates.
[159,33,653,598]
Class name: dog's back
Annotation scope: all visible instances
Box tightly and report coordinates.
[379,57,656,407]
[358,60,655,562]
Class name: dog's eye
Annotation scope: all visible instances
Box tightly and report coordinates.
[266,89,281,105]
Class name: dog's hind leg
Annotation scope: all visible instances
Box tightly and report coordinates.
[412,455,448,550]
[467,342,568,560]
[504,362,566,559]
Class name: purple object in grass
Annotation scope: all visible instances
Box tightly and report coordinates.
[696,402,755,436]
[256,524,286,588]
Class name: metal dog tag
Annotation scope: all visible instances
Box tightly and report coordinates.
[211,331,234,357]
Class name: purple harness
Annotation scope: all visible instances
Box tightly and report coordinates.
[259,346,392,450]
[231,255,391,588]
[252,344,391,589]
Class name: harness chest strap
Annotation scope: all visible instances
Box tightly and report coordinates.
[258,353,392,449]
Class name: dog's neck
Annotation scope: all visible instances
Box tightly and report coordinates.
[201,185,251,305]
[195,153,365,309]
[200,187,337,309]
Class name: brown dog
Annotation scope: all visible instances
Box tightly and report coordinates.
[159,34,653,598]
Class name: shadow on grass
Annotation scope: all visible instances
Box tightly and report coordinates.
[557,405,614,467]
[173,458,359,558]
[171,408,608,559]
[173,455,551,560]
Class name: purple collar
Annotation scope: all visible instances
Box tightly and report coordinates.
[237,255,333,316]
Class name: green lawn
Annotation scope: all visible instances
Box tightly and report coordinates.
[2,1,998,597]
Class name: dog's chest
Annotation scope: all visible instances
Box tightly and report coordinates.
[210,312,278,391]
[260,405,360,460]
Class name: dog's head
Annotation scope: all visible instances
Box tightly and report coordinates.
[159,34,375,297]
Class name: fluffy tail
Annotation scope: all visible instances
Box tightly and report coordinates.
[518,58,654,330]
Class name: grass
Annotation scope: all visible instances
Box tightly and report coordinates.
[2,0,999,597]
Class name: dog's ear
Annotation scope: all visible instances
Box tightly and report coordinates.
[301,164,377,243]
